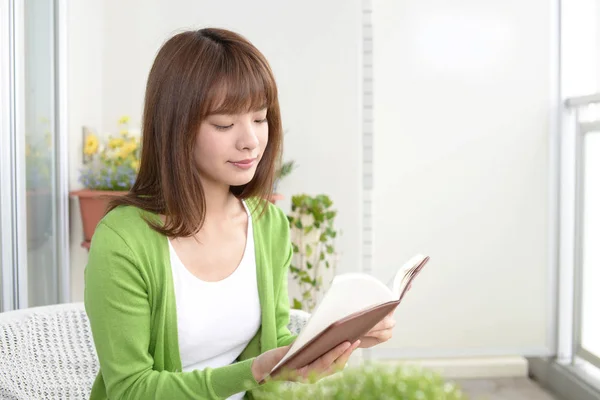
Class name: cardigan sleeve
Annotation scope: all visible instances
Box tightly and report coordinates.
[84,222,259,400]
[273,210,298,348]
[276,244,297,347]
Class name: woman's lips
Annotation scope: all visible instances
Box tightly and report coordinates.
[230,158,257,169]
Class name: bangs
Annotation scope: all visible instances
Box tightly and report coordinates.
[202,48,276,116]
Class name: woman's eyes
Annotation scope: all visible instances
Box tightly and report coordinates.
[213,118,267,131]
[214,124,233,131]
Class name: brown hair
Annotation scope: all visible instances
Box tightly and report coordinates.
[108,28,283,237]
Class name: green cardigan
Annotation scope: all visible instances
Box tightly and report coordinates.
[84,199,296,400]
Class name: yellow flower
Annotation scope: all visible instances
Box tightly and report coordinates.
[118,140,137,158]
[108,137,125,149]
[118,115,130,124]
[84,134,99,155]
[119,129,128,136]
[131,160,140,171]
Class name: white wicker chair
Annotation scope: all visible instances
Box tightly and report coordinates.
[0,303,98,400]
[0,302,310,400]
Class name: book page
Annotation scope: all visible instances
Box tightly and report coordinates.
[272,273,396,372]
[392,254,428,299]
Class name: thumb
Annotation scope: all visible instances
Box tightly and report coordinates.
[259,345,292,381]
[262,345,291,365]
[273,345,291,359]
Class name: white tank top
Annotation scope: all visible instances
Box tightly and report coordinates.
[169,201,261,399]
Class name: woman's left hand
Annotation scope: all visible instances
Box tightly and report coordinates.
[358,282,413,348]
[358,311,396,348]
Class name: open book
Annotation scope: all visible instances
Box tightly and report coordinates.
[270,254,430,378]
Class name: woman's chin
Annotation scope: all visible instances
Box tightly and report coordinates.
[226,171,256,187]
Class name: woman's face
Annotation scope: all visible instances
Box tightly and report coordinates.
[194,108,269,187]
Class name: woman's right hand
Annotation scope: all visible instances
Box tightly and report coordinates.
[251,340,361,383]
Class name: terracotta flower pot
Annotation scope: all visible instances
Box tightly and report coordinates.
[70,189,127,245]
[270,193,284,204]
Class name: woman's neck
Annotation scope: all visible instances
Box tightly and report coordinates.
[201,180,240,221]
[160,179,243,231]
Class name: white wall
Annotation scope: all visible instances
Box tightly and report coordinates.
[561,0,600,97]
[370,0,553,358]
[67,0,104,302]
[67,0,363,300]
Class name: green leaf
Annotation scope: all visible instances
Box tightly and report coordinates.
[298,270,309,279]
[306,262,313,270]
[326,245,334,254]
[294,220,302,229]
[290,265,300,274]
[301,276,313,284]
[323,196,333,208]
[302,291,312,300]
[326,261,330,268]
[293,298,303,309]
[305,244,313,257]
[314,211,325,223]
[278,160,295,179]
[303,226,313,235]
[319,252,325,261]
[292,195,304,208]
[292,243,300,253]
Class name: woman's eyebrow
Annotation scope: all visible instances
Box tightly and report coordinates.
[206,105,268,117]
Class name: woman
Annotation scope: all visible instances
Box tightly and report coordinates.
[84,27,395,400]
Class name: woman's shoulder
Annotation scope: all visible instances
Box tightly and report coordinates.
[246,197,289,233]
[92,205,159,248]
[246,197,291,264]
[101,205,154,231]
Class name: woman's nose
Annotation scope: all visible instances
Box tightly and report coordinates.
[238,122,259,150]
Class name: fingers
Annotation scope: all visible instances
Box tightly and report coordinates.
[329,340,361,373]
[367,316,396,334]
[297,340,359,381]
[317,341,352,369]
[291,342,350,381]
[357,336,380,348]
[255,345,292,382]
[365,323,394,340]
[272,345,292,359]
[359,328,393,348]
[281,340,365,383]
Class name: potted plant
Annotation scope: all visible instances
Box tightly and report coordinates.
[287,194,339,312]
[249,363,468,399]
[70,116,140,248]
